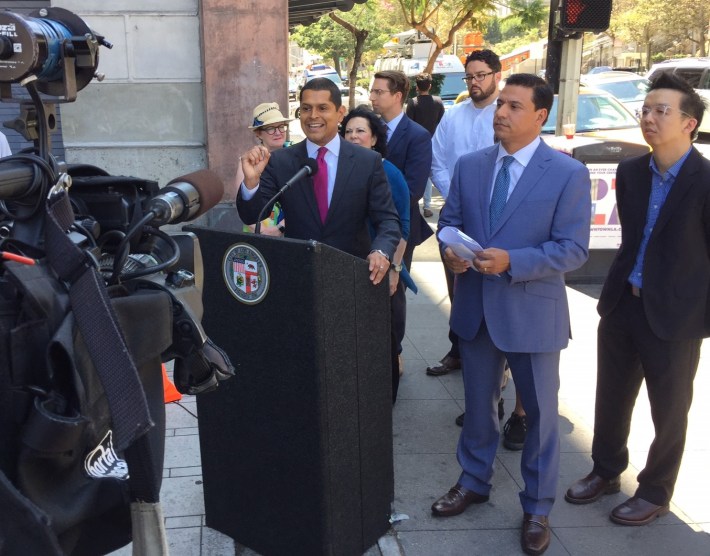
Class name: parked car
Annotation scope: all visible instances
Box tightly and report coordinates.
[294,64,369,117]
[543,89,650,260]
[288,77,298,100]
[586,65,613,75]
[580,71,649,115]
[542,88,642,139]
[645,58,710,135]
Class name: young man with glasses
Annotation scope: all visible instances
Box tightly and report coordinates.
[566,73,710,528]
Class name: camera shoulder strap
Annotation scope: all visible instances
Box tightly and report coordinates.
[43,185,153,453]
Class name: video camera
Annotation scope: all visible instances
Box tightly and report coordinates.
[0,7,232,394]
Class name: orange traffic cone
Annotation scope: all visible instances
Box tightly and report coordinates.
[162,363,182,403]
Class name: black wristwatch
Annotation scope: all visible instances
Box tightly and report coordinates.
[390,262,403,273]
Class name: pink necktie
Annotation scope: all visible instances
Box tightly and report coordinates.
[314,147,329,223]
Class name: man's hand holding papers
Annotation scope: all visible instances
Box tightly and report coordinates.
[439,226,508,276]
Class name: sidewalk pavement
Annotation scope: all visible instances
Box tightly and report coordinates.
[111,207,710,556]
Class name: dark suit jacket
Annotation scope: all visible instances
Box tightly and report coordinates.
[237,139,400,261]
[598,148,710,340]
[386,114,434,248]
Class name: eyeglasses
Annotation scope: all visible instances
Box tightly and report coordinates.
[261,124,288,135]
[369,88,391,96]
[462,72,494,83]
[639,104,693,119]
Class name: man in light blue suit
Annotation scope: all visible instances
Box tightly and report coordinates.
[431,74,591,556]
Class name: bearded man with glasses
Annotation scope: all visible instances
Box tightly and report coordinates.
[566,73,710,528]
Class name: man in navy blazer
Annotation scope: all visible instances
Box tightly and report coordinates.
[566,75,710,527]
[370,70,433,271]
[238,78,400,284]
[431,74,591,555]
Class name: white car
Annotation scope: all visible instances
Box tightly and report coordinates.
[580,71,650,116]
[645,58,710,135]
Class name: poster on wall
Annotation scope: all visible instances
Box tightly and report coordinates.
[587,163,621,250]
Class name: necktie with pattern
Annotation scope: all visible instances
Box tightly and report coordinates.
[489,155,515,233]
[314,147,329,223]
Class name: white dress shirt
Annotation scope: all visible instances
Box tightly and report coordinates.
[490,137,541,202]
[385,111,405,142]
[431,99,496,198]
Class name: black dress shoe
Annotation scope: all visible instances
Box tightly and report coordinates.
[565,472,621,504]
[521,513,550,555]
[431,483,489,517]
[426,355,461,376]
[503,412,527,450]
[610,496,670,526]
[455,412,465,426]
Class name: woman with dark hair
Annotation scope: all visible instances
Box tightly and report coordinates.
[341,106,413,403]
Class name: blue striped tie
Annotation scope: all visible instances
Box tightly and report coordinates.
[489,156,514,233]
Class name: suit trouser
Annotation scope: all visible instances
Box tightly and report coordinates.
[456,320,560,515]
[390,279,406,403]
[592,288,700,505]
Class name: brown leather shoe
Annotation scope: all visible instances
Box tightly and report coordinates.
[431,483,489,517]
[521,513,550,555]
[610,496,670,526]
[426,355,461,376]
[565,472,621,504]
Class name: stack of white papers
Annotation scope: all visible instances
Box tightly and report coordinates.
[438,226,483,262]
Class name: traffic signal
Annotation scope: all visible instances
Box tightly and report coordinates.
[559,0,612,33]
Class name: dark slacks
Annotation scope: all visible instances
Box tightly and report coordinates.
[440,249,460,359]
[391,278,406,403]
[592,288,700,505]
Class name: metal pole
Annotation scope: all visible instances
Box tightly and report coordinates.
[556,37,583,137]
[545,0,563,93]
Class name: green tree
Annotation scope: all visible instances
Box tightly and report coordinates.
[500,15,524,41]
[394,0,495,74]
[291,4,397,108]
[484,16,502,44]
[291,17,350,73]
[610,0,662,69]
[506,0,547,30]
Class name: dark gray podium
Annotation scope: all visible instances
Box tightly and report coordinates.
[187,227,393,556]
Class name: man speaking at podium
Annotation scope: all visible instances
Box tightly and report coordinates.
[238,77,401,286]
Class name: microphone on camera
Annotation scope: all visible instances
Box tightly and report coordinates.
[149,169,224,226]
[254,158,318,235]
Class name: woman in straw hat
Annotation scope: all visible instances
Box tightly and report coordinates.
[236,102,292,235]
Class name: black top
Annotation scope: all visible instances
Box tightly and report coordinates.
[405,94,445,136]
